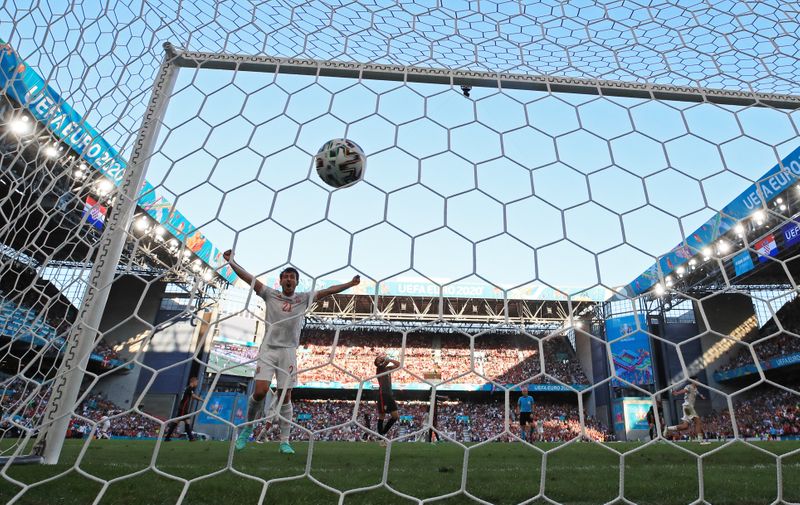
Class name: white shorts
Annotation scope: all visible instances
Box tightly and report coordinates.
[682,404,698,422]
[254,346,297,388]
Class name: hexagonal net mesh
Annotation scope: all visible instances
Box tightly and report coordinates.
[1,1,800,504]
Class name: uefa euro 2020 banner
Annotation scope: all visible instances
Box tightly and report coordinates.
[612,397,652,440]
[623,143,800,297]
[0,40,236,283]
[606,313,654,386]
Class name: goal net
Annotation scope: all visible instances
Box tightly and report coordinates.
[1,2,800,504]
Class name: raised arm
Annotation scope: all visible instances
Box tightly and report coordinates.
[384,357,400,371]
[314,275,361,301]
[223,250,265,295]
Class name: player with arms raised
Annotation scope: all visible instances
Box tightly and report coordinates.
[224,249,359,454]
[369,354,400,441]
[663,377,709,444]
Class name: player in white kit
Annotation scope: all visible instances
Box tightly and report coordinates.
[663,377,709,444]
[223,249,359,454]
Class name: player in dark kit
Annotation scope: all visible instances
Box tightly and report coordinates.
[369,355,400,440]
[164,376,203,442]
[646,406,657,440]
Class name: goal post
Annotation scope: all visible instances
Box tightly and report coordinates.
[29,44,180,465]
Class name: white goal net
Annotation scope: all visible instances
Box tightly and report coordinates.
[1,2,800,504]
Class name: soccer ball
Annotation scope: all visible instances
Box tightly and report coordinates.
[314,138,366,189]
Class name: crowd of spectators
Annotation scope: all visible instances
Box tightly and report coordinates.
[702,383,800,440]
[255,398,609,443]
[292,329,588,387]
[0,378,161,439]
[718,298,800,373]
[93,341,121,368]
[67,393,161,438]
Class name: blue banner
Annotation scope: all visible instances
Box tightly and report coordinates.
[606,314,654,385]
[782,222,800,247]
[0,41,235,283]
[714,351,800,382]
[733,250,755,276]
[622,144,800,297]
[197,393,235,425]
[624,399,652,431]
[612,400,625,434]
[612,397,652,440]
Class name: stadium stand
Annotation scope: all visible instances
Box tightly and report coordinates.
[253,398,610,443]
[718,297,800,374]
[0,378,160,439]
[296,329,588,387]
[702,380,800,440]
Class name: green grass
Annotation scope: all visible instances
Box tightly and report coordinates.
[1,440,798,504]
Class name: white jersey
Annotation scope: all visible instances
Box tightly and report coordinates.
[682,384,698,408]
[257,286,315,348]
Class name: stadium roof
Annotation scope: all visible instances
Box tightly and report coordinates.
[620,145,800,299]
[0,40,235,284]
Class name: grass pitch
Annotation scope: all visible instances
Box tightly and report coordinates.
[1,440,798,505]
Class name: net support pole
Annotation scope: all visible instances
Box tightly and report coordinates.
[35,42,179,465]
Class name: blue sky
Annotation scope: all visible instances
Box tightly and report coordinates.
[141,66,799,297]
[4,0,800,299]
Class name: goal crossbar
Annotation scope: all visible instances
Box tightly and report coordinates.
[167,44,800,110]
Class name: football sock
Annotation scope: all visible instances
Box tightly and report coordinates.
[247,395,265,422]
[279,401,293,442]
[381,418,397,435]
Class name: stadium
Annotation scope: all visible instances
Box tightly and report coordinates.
[1,2,800,504]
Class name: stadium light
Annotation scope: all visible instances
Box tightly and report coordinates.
[717,241,730,254]
[702,247,711,260]
[9,115,32,135]
[734,223,744,235]
[134,216,149,232]
[665,275,673,286]
[202,269,213,282]
[43,145,60,158]
[654,283,665,296]
[753,210,765,224]
[95,179,114,196]
[676,265,685,276]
